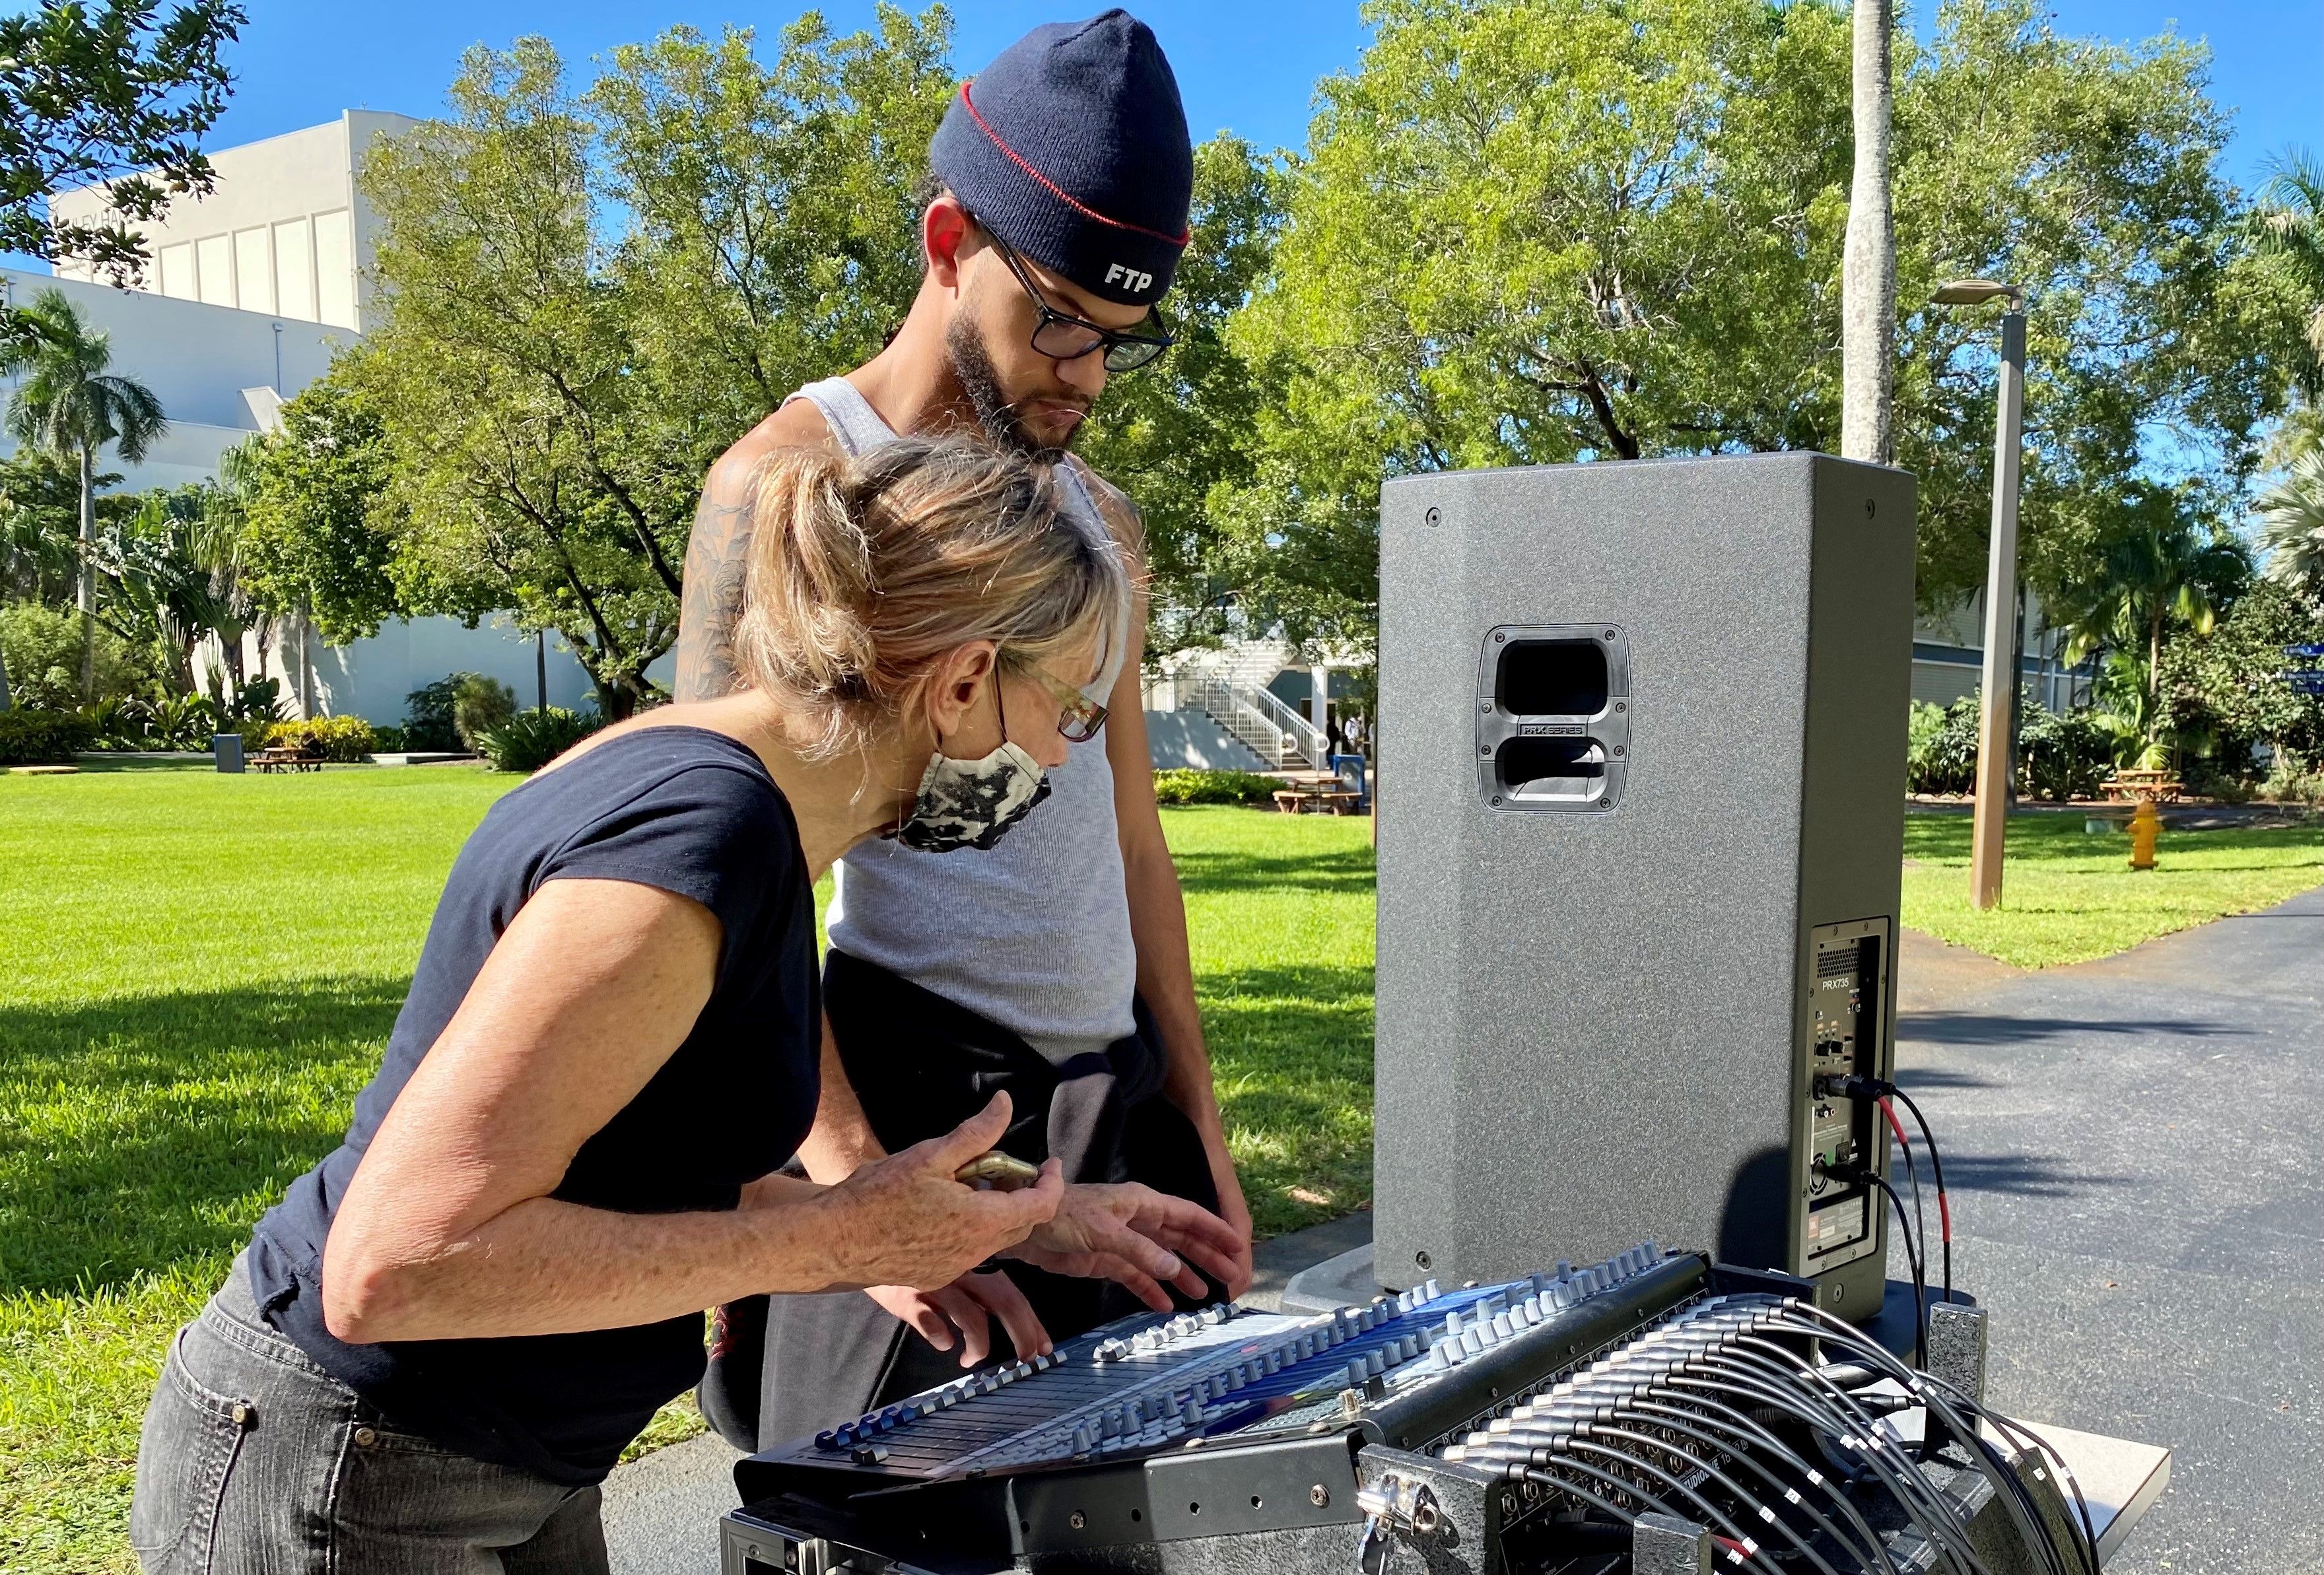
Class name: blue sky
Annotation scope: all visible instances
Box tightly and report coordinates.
[6,0,2317,269]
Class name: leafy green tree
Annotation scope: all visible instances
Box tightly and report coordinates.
[102,469,274,700]
[1,1,244,344]
[238,380,404,644]
[355,15,951,716]
[2157,577,2324,776]
[0,287,166,695]
[352,40,681,717]
[2053,482,2250,764]
[1076,135,1284,656]
[593,9,954,452]
[1216,0,2286,656]
[0,448,121,604]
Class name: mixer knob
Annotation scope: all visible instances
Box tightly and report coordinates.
[1642,1238,1660,1262]
[1434,1337,1463,1367]
[1200,1306,1225,1325]
[1365,1351,1387,1378]
[1073,1423,1097,1452]
[1180,1399,1202,1426]
[1556,1261,1573,1280]
[1459,1328,1485,1357]
[1423,1279,1441,1300]
[1398,1333,1420,1361]
[816,1429,840,1451]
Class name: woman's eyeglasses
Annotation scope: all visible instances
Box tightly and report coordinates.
[982,226,1173,374]
[1026,665,1109,743]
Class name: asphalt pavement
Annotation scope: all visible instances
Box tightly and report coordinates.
[603,887,2323,1574]
[1891,888,2323,1574]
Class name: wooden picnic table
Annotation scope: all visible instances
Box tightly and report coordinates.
[251,747,324,774]
[2102,769,2181,803]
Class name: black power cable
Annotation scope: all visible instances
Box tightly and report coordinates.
[1825,1161,1929,1371]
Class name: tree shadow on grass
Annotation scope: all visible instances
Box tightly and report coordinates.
[1172,847,1377,897]
[0,976,407,1295]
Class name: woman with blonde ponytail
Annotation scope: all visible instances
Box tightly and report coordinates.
[128,438,1244,1575]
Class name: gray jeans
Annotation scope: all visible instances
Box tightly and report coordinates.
[129,1254,609,1574]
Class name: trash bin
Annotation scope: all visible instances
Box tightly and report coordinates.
[213,731,244,773]
[1330,753,1368,811]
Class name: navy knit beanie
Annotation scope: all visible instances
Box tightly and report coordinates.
[929,10,1192,308]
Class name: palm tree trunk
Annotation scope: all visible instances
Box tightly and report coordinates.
[77,442,98,699]
[1841,0,1897,464]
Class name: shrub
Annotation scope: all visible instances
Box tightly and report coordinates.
[370,723,407,753]
[263,714,378,763]
[0,602,160,709]
[2261,751,2324,806]
[476,706,602,773]
[1151,768,1280,806]
[2016,704,2113,802]
[452,673,516,750]
[0,707,97,764]
[401,673,471,752]
[1905,696,1980,794]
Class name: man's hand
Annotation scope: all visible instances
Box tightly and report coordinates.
[1007,1184,1247,1312]
[868,1271,1052,1368]
[813,1093,1064,1290]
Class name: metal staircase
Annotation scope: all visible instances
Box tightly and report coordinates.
[1168,643,1328,770]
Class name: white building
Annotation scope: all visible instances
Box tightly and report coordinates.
[5,112,608,723]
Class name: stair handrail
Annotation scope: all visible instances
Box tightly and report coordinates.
[1235,677,1328,767]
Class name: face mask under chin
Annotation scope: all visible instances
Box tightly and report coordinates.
[891,735,1053,852]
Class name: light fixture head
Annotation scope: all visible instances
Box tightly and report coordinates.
[1932,279,2021,306]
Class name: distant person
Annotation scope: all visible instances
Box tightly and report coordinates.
[1346,713,1368,758]
[128,440,1240,1574]
[1326,708,1347,758]
[673,11,1254,1449]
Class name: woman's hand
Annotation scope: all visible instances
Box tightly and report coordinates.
[1006,1184,1247,1312]
[867,1272,1052,1367]
[811,1092,1063,1291]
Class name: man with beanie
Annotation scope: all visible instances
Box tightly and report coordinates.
[675,12,1257,1450]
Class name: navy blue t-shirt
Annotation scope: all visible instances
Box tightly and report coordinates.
[246,727,820,1485]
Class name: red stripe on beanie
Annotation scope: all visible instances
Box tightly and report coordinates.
[957,81,1190,248]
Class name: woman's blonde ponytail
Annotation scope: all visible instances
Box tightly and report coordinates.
[730,438,1129,758]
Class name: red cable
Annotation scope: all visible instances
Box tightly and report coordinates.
[1883,1095,1952,1247]
[1714,1534,1756,1562]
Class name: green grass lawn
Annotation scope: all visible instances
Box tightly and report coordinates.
[0,772,1373,1572]
[1899,811,2324,968]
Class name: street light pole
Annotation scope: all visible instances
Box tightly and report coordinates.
[1935,279,2026,910]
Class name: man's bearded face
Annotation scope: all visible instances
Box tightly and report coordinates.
[941,284,1095,460]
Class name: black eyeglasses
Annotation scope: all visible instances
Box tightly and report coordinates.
[980,225,1173,373]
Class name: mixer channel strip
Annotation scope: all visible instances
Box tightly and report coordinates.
[787,1243,1676,1481]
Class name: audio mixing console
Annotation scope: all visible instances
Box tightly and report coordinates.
[722,1243,2094,1575]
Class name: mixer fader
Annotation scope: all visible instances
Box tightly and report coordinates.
[790,1246,1672,1482]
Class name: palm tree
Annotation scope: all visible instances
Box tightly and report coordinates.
[2254,150,2324,399]
[2059,485,2252,758]
[0,289,166,695]
[2257,450,2324,597]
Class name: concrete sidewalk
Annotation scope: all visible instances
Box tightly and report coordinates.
[604,890,2323,1574]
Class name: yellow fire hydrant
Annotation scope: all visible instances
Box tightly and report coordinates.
[2127,798,2161,871]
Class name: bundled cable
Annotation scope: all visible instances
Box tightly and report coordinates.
[1437,1292,2096,1575]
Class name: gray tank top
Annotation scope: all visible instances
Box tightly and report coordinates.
[790,377,1138,1061]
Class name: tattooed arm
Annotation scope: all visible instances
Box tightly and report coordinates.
[673,455,758,702]
[675,401,838,702]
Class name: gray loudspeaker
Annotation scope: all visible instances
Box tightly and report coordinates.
[1374,453,1916,1319]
